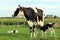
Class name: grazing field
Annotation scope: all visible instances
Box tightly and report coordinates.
[0,17,60,40]
[0,25,60,40]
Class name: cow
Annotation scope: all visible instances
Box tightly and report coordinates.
[12,5,44,37]
[39,22,56,37]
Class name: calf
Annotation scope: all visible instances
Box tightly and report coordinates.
[39,23,56,37]
[7,30,18,33]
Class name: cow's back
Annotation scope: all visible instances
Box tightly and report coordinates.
[23,8,37,21]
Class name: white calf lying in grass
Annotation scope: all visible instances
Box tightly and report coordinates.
[7,30,18,33]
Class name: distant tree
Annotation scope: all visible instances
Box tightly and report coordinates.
[45,15,53,18]
[54,15,58,18]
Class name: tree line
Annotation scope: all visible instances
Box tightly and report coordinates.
[45,15,59,18]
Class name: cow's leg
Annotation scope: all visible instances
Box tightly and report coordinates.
[42,30,46,37]
[30,27,33,37]
[33,26,35,37]
[27,21,33,37]
[51,28,56,36]
[42,31,46,37]
[49,28,53,36]
[33,25,37,37]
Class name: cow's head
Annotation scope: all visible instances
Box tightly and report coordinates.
[12,5,24,17]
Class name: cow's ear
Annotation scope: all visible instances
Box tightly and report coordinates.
[20,7,23,12]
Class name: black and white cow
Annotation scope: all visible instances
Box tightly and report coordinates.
[12,5,44,37]
[39,23,56,37]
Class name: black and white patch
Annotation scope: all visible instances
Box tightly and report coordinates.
[12,5,44,37]
[7,30,18,33]
[39,23,56,37]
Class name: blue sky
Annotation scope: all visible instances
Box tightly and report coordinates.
[0,0,60,17]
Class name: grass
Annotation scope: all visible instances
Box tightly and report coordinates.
[0,18,60,40]
[0,25,60,40]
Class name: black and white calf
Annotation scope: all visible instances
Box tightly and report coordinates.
[39,23,56,37]
[7,30,18,33]
[12,5,44,37]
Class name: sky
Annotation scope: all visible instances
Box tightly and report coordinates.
[0,0,60,17]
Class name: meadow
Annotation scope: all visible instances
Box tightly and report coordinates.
[0,17,60,40]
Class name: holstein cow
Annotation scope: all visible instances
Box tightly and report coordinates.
[39,23,56,37]
[12,5,44,37]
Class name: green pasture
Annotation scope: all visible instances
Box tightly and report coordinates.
[0,25,60,40]
[0,18,60,40]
